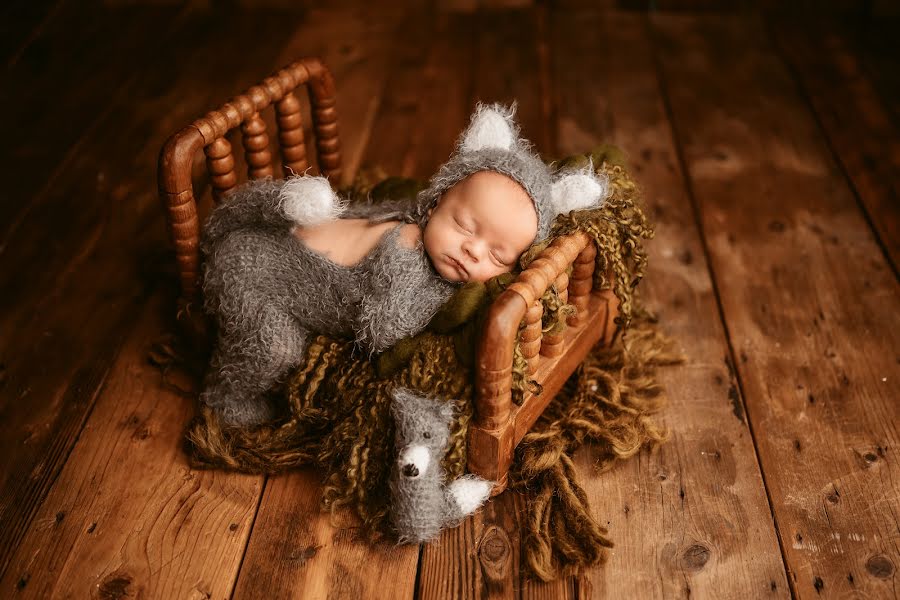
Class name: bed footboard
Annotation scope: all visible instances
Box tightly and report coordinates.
[468,231,619,494]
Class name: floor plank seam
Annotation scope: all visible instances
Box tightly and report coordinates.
[0,309,142,583]
[763,16,900,283]
[643,12,797,599]
[229,474,270,600]
[1,3,196,246]
[3,0,66,70]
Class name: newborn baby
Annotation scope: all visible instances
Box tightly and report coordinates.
[200,104,609,426]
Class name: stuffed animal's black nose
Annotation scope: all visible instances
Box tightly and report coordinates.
[402,464,419,477]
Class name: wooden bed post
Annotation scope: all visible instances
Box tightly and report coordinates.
[468,231,619,495]
[157,58,341,342]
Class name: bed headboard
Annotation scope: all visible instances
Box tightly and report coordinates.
[157,58,341,307]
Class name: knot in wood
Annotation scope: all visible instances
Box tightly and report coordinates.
[479,526,512,581]
[98,572,133,600]
[865,555,894,579]
[680,544,711,572]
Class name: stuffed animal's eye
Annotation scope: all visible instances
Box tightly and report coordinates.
[423,431,432,439]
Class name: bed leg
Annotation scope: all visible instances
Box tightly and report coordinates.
[467,421,515,497]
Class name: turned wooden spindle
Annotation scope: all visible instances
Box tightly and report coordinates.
[555,271,569,305]
[540,271,571,358]
[241,113,274,179]
[476,234,588,427]
[275,91,308,176]
[204,137,237,203]
[540,327,564,358]
[304,59,341,180]
[520,300,543,375]
[568,243,597,327]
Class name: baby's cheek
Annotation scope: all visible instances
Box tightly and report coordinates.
[474,263,510,283]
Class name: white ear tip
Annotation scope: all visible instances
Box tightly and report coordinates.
[551,171,609,214]
[279,175,346,225]
[459,104,516,153]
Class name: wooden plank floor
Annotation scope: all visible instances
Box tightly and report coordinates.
[1,2,898,598]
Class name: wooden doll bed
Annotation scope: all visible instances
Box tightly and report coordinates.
[158,58,619,496]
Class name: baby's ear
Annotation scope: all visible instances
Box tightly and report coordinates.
[458,103,519,154]
[550,164,609,216]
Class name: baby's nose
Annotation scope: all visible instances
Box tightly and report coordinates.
[462,239,484,262]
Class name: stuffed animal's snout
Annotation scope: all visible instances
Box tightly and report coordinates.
[398,444,431,479]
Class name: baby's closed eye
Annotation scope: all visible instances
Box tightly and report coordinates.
[453,217,472,234]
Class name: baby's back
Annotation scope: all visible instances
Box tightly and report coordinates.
[293,218,421,266]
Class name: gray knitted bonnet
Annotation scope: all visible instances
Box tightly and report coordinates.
[414,103,610,244]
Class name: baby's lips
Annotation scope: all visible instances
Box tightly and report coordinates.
[447,255,468,280]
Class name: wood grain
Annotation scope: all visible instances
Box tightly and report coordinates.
[359,11,436,177]
[0,8,297,581]
[420,491,576,599]
[3,4,898,598]
[472,7,549,154]
[841,16,900,123]
[0,1,188,237]
[233,470,418,599]
[771,17,900,276]
[0,295,264,598]
[551,11,791,598]
[298,6,410,187]
[652,13,900,598]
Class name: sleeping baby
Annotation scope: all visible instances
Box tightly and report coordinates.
[200,103,609,426]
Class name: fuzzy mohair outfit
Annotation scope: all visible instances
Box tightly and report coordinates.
[199,103,609,428]
[200,179,456,426]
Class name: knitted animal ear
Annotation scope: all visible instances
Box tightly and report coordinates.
[278,174,346,226]
[437,401,454,422]
[550,164,609,216]
[458,103,519,154]
[390,388,414,422]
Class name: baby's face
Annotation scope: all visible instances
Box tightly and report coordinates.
[423,171,538,283]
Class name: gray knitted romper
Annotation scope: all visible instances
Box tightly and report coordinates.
[200,179,456,426]
[200,103,610,427]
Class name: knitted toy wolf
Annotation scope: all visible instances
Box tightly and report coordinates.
[200,103,609,427]
[389,388,494,542]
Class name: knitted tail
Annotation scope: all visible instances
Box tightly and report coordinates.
[445,475,494,524]
[201,176,345,250]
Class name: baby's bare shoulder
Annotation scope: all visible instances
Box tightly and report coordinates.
[397,223,423,249]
